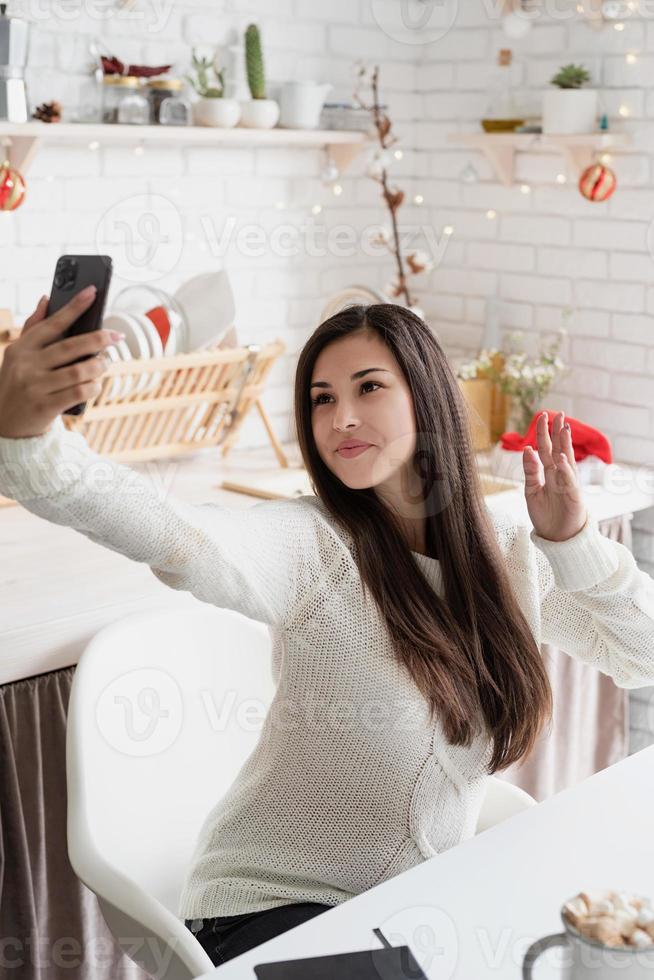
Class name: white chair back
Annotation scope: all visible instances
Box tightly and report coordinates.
[67,605,275,979]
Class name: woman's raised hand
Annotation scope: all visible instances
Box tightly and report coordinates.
[522,410,588,542]
[0,287,123,439]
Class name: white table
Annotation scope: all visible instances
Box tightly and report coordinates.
[200,745,654,980]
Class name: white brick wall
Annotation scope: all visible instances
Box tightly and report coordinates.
[413,1,654,467]
[412,0,654,750]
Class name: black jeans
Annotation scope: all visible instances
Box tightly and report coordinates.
[185,902,331,966]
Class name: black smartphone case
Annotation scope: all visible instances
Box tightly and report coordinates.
[46,254,113,416]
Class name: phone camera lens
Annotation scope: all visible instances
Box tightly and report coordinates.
[55,258,77,290]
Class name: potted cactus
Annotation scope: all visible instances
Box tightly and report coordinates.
[238,23,280,129]
[186,49,241,127]
[542,63,598,135]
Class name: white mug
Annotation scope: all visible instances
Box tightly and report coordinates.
[523,899,654,979]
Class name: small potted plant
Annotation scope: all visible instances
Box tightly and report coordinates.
[239,23,280,129]
[186,49,240,128]
[542,63,597,135]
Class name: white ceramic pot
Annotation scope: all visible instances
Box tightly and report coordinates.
[278,81,333,129]
[238,98,280,129]
[542,88,598,134]
[193,97,241,128]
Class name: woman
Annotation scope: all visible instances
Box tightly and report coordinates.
[1,291,653,967]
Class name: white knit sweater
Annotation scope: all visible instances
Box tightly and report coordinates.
[2,416,654,921]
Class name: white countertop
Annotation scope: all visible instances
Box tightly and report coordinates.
[2,443,653,686]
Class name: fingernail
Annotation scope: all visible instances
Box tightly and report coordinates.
[79,285,97,299]
[109,331,125,341]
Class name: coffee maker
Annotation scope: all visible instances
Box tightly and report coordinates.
[0,3,29,123]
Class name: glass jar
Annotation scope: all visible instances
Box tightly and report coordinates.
[145,78,190,125]
[69,67,103,123]
[482,49,525,132]
[159,93,192,126]
[102,75,150,125]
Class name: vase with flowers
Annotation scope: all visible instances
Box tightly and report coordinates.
[456,322,569,438]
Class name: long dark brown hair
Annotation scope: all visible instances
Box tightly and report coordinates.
[293,303,552,775]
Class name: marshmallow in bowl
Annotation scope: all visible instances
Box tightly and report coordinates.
[637,907,654,928]
[562,895,589,926]
[562,890,654,949]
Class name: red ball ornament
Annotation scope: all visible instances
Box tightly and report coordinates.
[0,159,26,211]
[578,162,617,202]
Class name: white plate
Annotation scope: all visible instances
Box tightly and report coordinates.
[163,309,183,356]
[102,343,122,402]
[172,270,236,351]
[104,339,134,400]
[132,311,164,394]
[103,313,150,396]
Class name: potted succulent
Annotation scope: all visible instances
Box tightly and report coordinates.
[239,23,280,129]
[542,63,597,135]
[186,50,241,128]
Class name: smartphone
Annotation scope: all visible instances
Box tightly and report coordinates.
[46,254,113,416]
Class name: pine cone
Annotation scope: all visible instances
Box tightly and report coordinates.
[32,100,62,123]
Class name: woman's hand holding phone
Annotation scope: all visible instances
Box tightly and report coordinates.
[0,287,124,439]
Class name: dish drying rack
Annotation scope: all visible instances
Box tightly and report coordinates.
[0,319,289,504]
[71,341,288,464]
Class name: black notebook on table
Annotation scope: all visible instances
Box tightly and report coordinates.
[253,945,427,979]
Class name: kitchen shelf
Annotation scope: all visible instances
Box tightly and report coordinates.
[447,131,632,187]
[0,121,371,174]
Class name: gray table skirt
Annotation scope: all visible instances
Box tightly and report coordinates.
[0,665,148,980]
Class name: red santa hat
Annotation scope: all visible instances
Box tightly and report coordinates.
[500,410,613,464]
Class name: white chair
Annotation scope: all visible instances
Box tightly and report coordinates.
[66,606,536,980]
[475,774,537,833]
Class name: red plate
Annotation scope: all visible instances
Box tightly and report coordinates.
[144,305,171,348]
